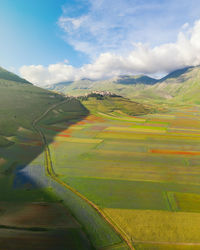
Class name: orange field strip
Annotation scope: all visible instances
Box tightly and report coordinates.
[57,134,71,137]
[85,114,105,122]
[150,149,200,156]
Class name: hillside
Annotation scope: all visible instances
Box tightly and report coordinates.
[79,93,153,117]
[47,76,155,99]
[0,67,91,249]
[144,66,200,103]
[0,67,30,84]
[47,66,200,104]
[0,68,88,141]
[115,75,157,85]
[0,66,89,172]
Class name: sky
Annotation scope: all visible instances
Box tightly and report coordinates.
[1,0,200,85]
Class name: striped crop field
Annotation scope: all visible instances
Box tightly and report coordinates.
[150,149,200,156]
[41,105,200,249]
[97,112,146,122]
[54,136,103,144]
[104,125,167,133]
[145,120,169,126]
[97,131,148,140]
[103,209,200,244]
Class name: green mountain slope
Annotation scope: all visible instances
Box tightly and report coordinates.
[47,76,155,99]
[145,66,200,103]
[0,67,30,84]
[115,75,157,85]
[0,67,88,144]
[158,66,193,83]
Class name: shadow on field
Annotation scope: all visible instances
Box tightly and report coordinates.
[0,101,94,250]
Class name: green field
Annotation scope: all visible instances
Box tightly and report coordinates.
[38,97,200,249]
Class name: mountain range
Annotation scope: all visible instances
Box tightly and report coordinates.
[47,65,200,104]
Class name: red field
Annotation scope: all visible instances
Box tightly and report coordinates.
[150,149,200,156]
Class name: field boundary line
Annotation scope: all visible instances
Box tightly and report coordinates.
[33,98,134,250]
[134,240,200,246]
[100,242,128,250]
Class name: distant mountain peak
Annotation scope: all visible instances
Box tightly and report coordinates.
[115,74,158,85]
[80,78,94,81]
[158,66,193,82]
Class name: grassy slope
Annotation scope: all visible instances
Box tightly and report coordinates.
[0,67,29,83]
[0,79,64,138]
[81,96,153,117]
[146,66,200,103]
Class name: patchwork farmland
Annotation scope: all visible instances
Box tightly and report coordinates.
[40,101,200,249]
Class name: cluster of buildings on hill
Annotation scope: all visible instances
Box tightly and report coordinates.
[76,91,121,99]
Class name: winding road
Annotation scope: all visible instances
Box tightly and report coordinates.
[32,98,134,250]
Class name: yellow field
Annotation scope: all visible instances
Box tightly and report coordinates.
[97,132,147,140]
[54,136,103,144]
[104,126,167,134]
[172,192,200,213]
[98,112,146,122]
[145,114,176,119]
[104,209,200,243]
[97,131,200,142]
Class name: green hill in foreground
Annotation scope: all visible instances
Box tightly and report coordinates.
[0,66,89,172]
[0,67,89,144]
[0,67,92,249]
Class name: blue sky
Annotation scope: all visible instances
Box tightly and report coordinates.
[0,0,87,70]
[1,0,200,85]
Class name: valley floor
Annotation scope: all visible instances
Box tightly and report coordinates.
[39,104,200,249]
[3,101,200,249]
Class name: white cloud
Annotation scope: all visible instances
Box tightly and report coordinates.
[20,63,78,86]
[58,0,167,57]
[20,20,200,86]
[58,0,200,58]
[59,15,88,32]
[182,22,189,29]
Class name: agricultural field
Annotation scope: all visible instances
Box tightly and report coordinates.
[41,97,200,249]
